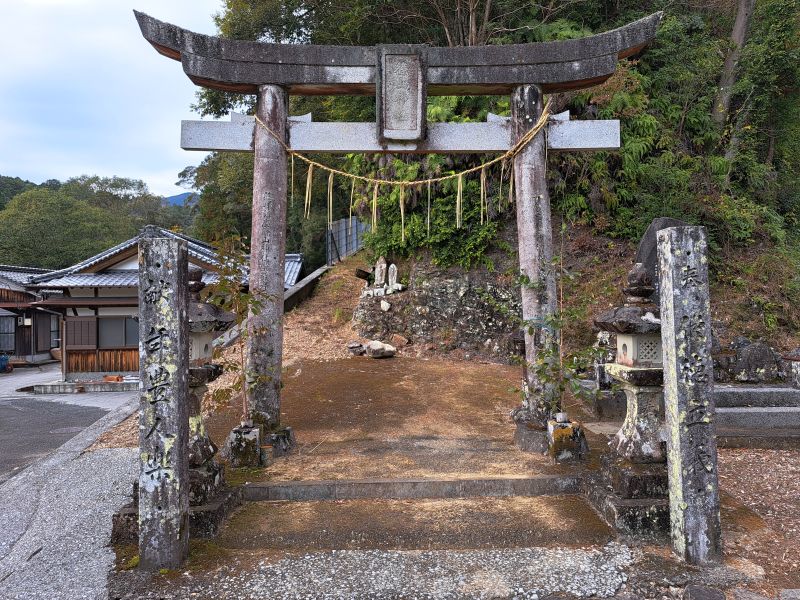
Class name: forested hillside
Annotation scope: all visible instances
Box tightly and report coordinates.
[0,175,195,269]
[178,0,799,342]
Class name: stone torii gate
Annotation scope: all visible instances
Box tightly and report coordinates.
[136,10,661,432]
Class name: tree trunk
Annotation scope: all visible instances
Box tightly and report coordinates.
[711,0,755,125]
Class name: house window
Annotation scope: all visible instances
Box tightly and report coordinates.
[98,317,139,349]
[50,315,60,349]
[0,317,13,352]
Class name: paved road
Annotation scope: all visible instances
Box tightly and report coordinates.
[0,365,135,484]
[0,365,138,599]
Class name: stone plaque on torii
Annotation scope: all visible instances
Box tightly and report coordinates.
[135,10,661,429]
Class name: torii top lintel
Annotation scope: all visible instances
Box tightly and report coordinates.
[134,11,662,97]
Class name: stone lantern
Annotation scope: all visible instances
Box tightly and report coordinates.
[187,267,234,362]
[595,262,664,463]
[590,261,669,535]
[186,268,235,511]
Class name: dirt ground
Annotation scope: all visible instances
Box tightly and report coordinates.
[97,258,800,595]
[218,496,612,552]
[717,448,800,592]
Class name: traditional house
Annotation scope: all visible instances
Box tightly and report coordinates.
[0,265,61,365]
[27,226,302,381]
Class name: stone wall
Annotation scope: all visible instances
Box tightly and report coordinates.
[353,256,522,363]
[713,335,794,384]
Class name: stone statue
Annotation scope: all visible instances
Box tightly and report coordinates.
[374,257,387,287]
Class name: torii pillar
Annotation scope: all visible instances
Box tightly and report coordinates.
[512,84,558,426]
[248,85,288,429]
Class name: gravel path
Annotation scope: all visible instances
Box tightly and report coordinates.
[113,543,637,599]
[0,399,137,600]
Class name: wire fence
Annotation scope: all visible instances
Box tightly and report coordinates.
[326,218,371,265]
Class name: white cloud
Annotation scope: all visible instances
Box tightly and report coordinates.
[0,0,222,196]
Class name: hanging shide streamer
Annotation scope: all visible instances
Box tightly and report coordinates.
[372,182,379,231]
[304,164,314,219]
[399,185,406,243]
[348,178,355,237]
[479,167,487,225]
[426,181,431,237]
[456,174,463,229]
[327,171,334,231]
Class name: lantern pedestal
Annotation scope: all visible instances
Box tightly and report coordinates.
[605,363,666,464]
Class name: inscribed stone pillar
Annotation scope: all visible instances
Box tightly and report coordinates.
[658,226,721,564]
[511,84,558,424]
[247,84,288,428]
[138,237,189,570]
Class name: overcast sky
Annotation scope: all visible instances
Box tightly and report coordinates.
[0,0,223,197]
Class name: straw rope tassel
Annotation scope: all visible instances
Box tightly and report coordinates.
[498,161,505,214]
[327,171,334,231]
[372,182,379,231]
[480,166,487,225]
[456,174,463,229]
[290,155,295,207]
[252,100,550,189]
[348,178,355,237]
[399,185,406,243]
[426,181,431,237]
[508,163,515,208]
[304,164,314,219]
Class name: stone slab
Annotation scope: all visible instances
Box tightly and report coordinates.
[605,362,664,387]
[714,386,800,408]
[33,380,138,394]
[514,422,549,453]
[715,406,800,429]
[241,475,583,502]
[716,427,800,449]
[683,585,726,600]
[604,457,668,500]
[587,485,670,536]
[181,117,622,154]
[112,487,244,543]
[594,389,628,420]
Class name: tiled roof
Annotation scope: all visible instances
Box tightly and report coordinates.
[37,270,219,289]
[0,265,51,286]
[26,226,303,291]
[30,226,219,285]
[284,254,303,288]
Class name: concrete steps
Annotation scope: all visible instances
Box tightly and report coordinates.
[216,494,613,551]
[714,386,800,408]
[715,406,800,429]
[716,427,800,449]
[241,474,584,502]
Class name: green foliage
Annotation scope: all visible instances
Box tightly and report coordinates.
[204,236,263,420]
[0,188,125,269]
[0,175,194,268]
[188,0,800,278]
[0,175,36,210]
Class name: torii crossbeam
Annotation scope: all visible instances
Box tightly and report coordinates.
[136,10,661,437]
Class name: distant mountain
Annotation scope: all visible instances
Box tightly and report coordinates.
[163,191,199,207]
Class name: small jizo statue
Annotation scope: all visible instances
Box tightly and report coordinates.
[374,257,387,287]
[387,264,398,289]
